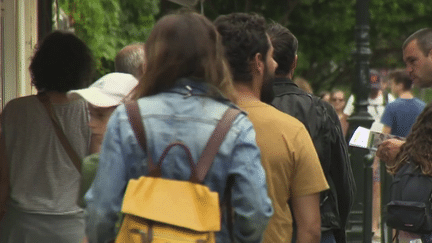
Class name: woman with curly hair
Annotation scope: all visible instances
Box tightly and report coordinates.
[0,31,94,242]
[386,102,432,242]
[388,102,432,176]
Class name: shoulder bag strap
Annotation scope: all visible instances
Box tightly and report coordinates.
[37,93,82,173]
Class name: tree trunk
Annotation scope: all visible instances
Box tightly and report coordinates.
[245,0,252,12]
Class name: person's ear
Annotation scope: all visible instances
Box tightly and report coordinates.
[291,55,298,72]
[252,53,265,75]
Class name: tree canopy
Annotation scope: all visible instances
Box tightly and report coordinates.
[60,0,432,95]
[58,0,159,78]
[162,0,432,94]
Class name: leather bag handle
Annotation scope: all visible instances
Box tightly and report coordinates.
[125,101,240,183]
[150,142,198,179]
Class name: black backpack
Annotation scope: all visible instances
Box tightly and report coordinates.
[386,161,432,234]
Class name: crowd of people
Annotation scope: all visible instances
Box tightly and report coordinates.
[0,9,431,243]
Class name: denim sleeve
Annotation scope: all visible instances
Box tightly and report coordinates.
[229,116,274,243]
[85,109,128,243]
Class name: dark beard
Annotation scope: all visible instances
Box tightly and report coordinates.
[260,65,275,104]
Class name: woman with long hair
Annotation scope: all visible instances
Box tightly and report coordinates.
[85,11,273,243]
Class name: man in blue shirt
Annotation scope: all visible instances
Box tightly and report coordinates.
[381,69,425,137]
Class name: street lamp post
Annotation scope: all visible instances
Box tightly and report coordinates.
[168,0,205,14]
[346,0,375,242]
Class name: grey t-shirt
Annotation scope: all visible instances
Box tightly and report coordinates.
[2,95,90,214]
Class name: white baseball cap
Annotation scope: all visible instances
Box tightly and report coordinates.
[68,72,138,107]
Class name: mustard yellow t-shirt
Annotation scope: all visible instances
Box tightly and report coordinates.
[239,99,329,242]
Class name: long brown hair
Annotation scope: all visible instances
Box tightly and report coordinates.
[388,102,432,175]
[135,11,236,102]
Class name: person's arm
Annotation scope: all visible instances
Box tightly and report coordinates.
[340,114,349,138]
[382,125,391,135]
[85,108,131,243]
[291,193,321,243]
[376,138,405,166]
[380,105,393,135]
[230,116,273,243]
[288,125,329,243]
[343,95,355,117]
[289,126,329,243]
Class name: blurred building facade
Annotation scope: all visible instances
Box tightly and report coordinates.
[0,0,55,111]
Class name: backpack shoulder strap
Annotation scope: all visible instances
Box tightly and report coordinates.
[125,101,241,180]
[197,107,240,243]
[195,108,241,183]
[125,101,146,151]
[125,101,156,171]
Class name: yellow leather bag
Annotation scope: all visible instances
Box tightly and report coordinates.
[116,102,240,243]
[116,175,219,243]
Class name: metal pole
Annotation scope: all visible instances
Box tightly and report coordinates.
[352,0,371,119]
[37,0,53,42]
[346,0,375,241]
[363,153,374,243]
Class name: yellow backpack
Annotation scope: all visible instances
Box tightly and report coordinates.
[116,101,239,243]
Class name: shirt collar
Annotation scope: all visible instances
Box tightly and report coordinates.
[169,78,232,104]
[273,77,296,86]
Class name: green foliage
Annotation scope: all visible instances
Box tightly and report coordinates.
[59,0,159,79]
[172,0,432,95]
[63,0,432,95]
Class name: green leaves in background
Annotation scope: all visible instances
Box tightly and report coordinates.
[59,0,159,79]
[60,0,432,101]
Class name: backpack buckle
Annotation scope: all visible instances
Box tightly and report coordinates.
[184,85,193,98]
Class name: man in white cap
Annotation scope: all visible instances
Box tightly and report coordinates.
[67,72,138,199]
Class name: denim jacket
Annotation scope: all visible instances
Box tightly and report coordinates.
[85,78,273,243]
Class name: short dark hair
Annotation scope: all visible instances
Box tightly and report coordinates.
[30,31,94,92]
[115,43,145,79]
[388,69,413,91]
[403,28,432,56]
[267,22,298,76]
[214,13,270,83]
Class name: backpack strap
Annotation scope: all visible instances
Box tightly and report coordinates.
[194,108,241,183]
[196,107,240,243]
[126,101,241,180]
[125,101,157,172]
[37,92,82,173]
[126,101,239,241]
